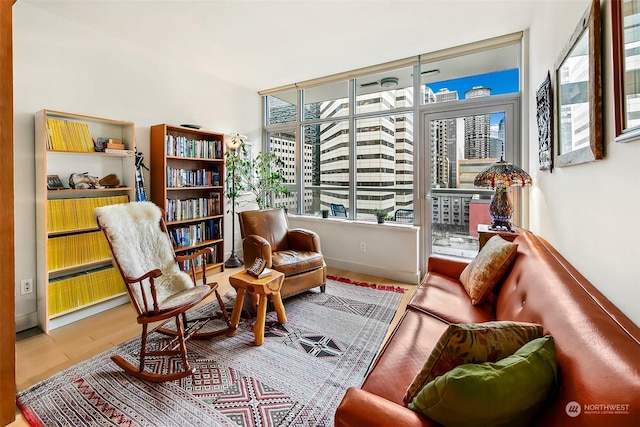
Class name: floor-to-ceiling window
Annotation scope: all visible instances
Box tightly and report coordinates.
[261,33,523,258]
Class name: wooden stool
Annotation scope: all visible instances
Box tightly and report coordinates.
[228,270,287,345]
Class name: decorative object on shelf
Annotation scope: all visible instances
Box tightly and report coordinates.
[224,133,247,268]
[180,124,202,130]
[374,209,387,224]
[69,172,103,189]
[134,150,148,202]
[536,72,553,171]
[98,173,120,188]
[473,158,532,232]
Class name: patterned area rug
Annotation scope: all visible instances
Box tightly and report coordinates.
[17,276,404,427]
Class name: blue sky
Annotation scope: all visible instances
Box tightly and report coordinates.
[425,68,519,135]
[425,68,519,99]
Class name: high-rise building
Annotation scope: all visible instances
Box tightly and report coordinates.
[463,86,492,159]
[426,88,459,188]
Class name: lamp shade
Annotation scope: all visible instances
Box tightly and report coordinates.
[474,158,532,189]
[227,133,247,151]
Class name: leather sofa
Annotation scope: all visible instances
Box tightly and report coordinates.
[238,208,327,299]
[335,231,640,426]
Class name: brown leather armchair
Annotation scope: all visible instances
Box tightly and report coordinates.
[238,208,326,299]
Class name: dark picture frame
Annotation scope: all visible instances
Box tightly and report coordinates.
[612,0,640,141]
[536,72,553,171]
[554,0,603,167]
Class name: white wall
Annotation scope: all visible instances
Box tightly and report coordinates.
[527,0,640,325]
[288,216,421,285]
[13,2,261,331]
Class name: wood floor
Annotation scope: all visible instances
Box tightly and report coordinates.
[11,266,416,426]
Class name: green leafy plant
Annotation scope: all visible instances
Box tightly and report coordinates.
[225,144,290,209]
[374,209,388,223]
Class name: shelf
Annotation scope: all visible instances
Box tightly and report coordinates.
[166,155,223,162]
[48,258,113,278]
[49,292,128,320]
[167,186,221,191]
[47,187,134,196]
[173,238,223,253]
[167,214,223,226]
[47,150,134,158]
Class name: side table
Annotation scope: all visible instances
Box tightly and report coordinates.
[228,270,287,346]
[477,223,520,250]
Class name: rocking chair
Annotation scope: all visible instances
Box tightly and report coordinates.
[95,201,232,382]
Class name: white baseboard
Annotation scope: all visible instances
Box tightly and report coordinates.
[15,311,38,333]
[325,257,421,285]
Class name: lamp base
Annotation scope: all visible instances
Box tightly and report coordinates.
[489,220,514,232]
[488,187,514,233]
[224,253,243,268]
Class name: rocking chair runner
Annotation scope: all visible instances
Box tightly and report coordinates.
[95,201,233,382]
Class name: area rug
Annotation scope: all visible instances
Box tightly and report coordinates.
[17,276,404,427]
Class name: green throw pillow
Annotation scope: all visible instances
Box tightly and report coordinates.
[409,336,557,427]
[403,321,544,405]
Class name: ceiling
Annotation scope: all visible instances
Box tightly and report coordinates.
[25,0,539,93]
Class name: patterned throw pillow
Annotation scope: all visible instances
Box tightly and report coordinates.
[459,235,518,305]
[408,336,557,426]
[403,321,544,405]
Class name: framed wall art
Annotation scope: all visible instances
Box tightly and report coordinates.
[536,72,553,171]
[612,0,640,141]
[554,0,603,167]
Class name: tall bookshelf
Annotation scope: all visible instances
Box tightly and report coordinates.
[35,110,136,332]
[150,124,225,278]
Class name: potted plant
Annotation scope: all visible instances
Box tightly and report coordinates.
[225,143,290,210]
[374,209,387,224]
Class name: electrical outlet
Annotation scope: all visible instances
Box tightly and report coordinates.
[20,278,33,295]
[359,242,366,252]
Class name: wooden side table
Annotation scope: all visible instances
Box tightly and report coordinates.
[228,270,287,346]
[477,224,520,250]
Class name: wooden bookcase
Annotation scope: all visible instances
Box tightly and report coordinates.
[35,109,136,332]
[149,124,225,278]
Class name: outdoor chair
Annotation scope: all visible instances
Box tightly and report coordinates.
[95,201,232,382]
[330,203,348,217]
[394,208,414,223]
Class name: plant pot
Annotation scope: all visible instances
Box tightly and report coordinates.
[321,209,329,218]
[377,216,385,224]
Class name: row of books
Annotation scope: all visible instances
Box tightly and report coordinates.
[46,118,94,152]
[169,218,222,248]
[48,230,112,271]
[48,266,126,316]
[166,166,220,188]
[165,134,223,159]
[166,195,221,222]
[178,245,218,271]
[47,195,129,233]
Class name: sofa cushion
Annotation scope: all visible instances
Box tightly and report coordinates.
[403,321,543,405]
[362,310,450,405]
[459,235,518,305]
[271,250,324,276]
[408,272,494,324]
[408,336,557,427]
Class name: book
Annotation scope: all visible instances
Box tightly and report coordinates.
[248,267,273,279]
[47,175,66,190]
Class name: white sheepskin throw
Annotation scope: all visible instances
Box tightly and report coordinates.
[95,201,194,311]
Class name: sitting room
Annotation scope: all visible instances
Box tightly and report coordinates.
[2,0,639,426]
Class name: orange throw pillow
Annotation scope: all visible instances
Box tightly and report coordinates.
[459,235,518,305]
